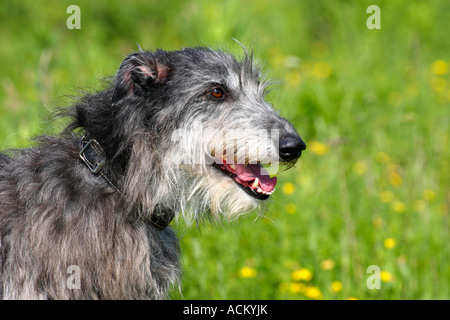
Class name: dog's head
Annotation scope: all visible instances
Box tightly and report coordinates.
[104,47,306,222]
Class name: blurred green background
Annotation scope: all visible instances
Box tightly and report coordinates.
[0,0,448,299]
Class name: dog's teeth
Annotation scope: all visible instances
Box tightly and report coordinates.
[257,187,263,193]
[252,178,259,189]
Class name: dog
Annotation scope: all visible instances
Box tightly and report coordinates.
[0,47,305,299]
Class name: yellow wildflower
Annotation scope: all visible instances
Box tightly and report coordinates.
[380,190,394,203]
[289,283,306,294]
[372,215,383,228]
[431,60,448,75]
[285,71,302,87]
[376,152,390,164]
[286,203,297,214]
[384,238,396,249]
[412,199,426,212]
[268,47,285,67]
[387,163,401,173]
[304,286,323,300]
[391,201,406,213]
[423,189,436,202]
[311,61,332,80]
[348,297,359,300]
[380,271,394,283]
[309,140,329,155]
[238,266,257,278]
[430,77,447,93]
[353,161,367,175]
[330,281,343,293]
[282,183,295,195]
[292,268,313,282]
[320,259,335,270]
[389,171,402,187]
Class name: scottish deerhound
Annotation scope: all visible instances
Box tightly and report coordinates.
[0,47,305,299]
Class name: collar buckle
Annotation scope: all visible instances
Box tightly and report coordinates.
[79,138,106,174]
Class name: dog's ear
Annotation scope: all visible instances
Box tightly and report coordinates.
[112,51,171,105]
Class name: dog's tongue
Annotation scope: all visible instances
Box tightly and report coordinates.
[235,164,277,192]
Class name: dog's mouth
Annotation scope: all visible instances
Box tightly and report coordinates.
[212,160,277,200]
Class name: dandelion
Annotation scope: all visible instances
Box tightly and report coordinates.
[330,281,343,293]
[391,200,406,213]
[309,140,329,155]
[384,238,396,249]
[422,189,436,202]
[289,283,306,294]
[380,271,394,283]
[348,297,359,300]
[320,259,335,270]
[291,268,313,282]
[431,60,448,76]
[389,171,402,187]
[282,183,295,195]
[304,286,323,299]
[286,203,297,214]
[376,152,390,164]
[379,190,394,203]
[268,47,285,67]
[285,71,302,87]
[311,61,332,80]
[412,199,426,212]
[353,161,367,175]
[238,266,257,278]
[387,163,401,173]
[372,215,383,228]
[430,77,447,93]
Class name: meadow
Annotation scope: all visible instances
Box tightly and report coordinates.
[0,0,448,299]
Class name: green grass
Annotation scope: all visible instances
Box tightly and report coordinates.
[0,0,448,299]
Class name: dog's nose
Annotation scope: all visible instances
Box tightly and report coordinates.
[279,134,306,162]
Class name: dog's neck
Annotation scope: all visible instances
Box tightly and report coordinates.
[78,135,174,230]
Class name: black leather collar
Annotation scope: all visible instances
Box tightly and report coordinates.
[79,136,174,231]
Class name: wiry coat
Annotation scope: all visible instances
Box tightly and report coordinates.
[0,47,303,299]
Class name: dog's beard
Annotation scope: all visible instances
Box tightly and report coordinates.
[163,122,282,222]
[180,167,265,223]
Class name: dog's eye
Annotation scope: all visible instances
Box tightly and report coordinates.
[211,88,225,99]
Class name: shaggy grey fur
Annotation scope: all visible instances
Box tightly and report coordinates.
[0,47,305,299]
